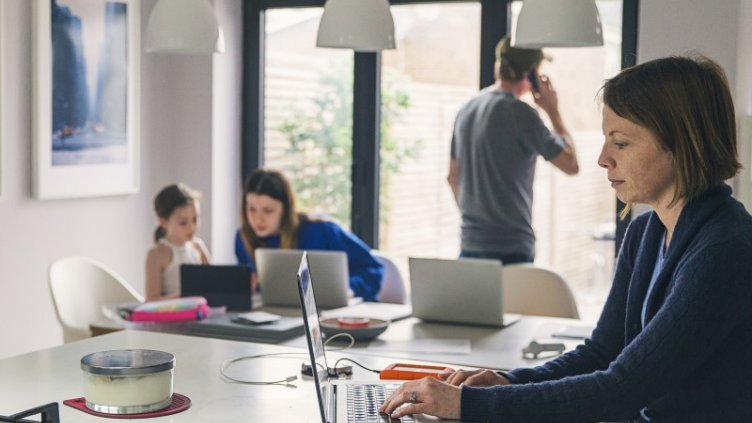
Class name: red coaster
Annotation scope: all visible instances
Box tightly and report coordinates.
[63,393,191,419]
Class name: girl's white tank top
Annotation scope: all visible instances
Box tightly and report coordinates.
[158,238,202,297]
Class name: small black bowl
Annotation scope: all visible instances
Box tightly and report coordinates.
[320,317,389,341]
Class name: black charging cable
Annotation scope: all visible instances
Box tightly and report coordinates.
[333,357,381,375]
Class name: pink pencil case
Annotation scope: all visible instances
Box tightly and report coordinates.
[124,296,210,322]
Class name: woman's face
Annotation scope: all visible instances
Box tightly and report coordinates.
[598,105,676,209]
[245,193,284,238]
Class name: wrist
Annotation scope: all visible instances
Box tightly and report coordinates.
[545,108,562,121]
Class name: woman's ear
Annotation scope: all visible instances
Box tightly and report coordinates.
[158,217,169,229]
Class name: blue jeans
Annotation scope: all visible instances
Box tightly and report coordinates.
[460,250,534,266]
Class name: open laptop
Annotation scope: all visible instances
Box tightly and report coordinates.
[297,252,458,423]
[258,248,349,308]
[180,264,252,311]
[409,257,520,328]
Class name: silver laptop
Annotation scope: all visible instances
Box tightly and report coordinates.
[409,257,520,327]
[258,248,349,308]
[296,252,458,423]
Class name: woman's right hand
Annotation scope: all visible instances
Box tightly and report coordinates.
[251,273,260,292]
[441,368,511,387]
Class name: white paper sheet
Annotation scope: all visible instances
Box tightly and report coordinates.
[366,338,471,355]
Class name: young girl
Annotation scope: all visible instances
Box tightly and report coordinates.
[146,183,211,301]
[235,169,383,301]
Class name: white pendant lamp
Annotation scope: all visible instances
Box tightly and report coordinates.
[316,0,396,52]
[146,0,225,54]
[512,0,603,49]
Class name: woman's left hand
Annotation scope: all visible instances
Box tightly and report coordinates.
[379,377,462,419]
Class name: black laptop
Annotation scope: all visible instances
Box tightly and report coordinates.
[180,264,252,311]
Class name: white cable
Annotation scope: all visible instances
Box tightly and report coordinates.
[323,332,355,351]
[220,330,356,385]
[219,352,305,387]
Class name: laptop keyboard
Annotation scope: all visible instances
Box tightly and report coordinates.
[346,384,415,423]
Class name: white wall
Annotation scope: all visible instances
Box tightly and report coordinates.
[638,0,752,211]
[735,0,752,209]
[0,0,241,359]
[211,0,243,262]
[638,0,740,88]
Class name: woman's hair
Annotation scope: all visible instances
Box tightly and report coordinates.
[239,168,302,259]
[602,54,741,218]
[153,183,201,242]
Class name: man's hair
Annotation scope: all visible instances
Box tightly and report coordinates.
[494,36,544,83]
[602,55,740,216]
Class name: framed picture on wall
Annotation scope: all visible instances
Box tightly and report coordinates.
[32,0,139,199]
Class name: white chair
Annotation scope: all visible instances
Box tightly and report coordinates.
[502,263,580,319]
[372,250,407,304]
[49,256,144,343]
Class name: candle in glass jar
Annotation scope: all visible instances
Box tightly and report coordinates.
[80,349,175,414]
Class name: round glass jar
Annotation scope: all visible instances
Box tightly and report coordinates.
[80,349,175,414]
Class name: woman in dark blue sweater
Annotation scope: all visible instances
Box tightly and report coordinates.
[381,56,752,422]
[235,168,383,301]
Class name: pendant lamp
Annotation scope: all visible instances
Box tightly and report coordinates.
[146,0,225,54]
[512,0,603,48]
[316,0,396,52]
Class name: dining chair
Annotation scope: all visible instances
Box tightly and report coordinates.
[372,250,407,304]
[502,263,580,319]
[49,256,144,343]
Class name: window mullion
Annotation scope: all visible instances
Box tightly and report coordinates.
[351,52,381,248]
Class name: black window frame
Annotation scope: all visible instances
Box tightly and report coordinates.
[242,0,639,252]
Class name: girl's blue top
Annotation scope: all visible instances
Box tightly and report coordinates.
[235,219,383,301]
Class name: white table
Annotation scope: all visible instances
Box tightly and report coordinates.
[94,310,591,371]
[2,314,592,422]
[282,316,590,370]
[0,330,405,422]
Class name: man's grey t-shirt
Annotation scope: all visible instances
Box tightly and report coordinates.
[450,88,565,257]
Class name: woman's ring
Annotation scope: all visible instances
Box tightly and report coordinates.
[409,391,418,403]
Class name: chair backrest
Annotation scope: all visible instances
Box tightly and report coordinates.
[49,256,144,343]
[502,263,580,319]
[372,250,407,304]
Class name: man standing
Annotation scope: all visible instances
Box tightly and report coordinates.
[447,36,579,264]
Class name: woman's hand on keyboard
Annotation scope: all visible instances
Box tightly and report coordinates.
[442,368,510,387]
[379,377,461,420]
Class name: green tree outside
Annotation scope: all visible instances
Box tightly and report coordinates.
[279,58,422,228]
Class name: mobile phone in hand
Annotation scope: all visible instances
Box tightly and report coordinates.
[526,69,539,93]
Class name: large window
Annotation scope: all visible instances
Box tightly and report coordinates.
[263,8,354,227]
[378,3,481,275]
[244,0,638,322]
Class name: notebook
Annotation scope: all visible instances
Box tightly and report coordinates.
[409,257,520,328]
[257,248,349,309]
[180,264,252,311]
[296,252,455,423]
[185,312,304,343]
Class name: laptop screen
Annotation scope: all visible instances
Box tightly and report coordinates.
[296,252,330,422]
